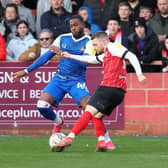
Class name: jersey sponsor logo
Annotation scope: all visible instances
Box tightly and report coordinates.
[61,43,67,49]
[77,82,89,92]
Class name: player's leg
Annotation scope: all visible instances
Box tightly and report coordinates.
[93,112,116,150]
[37,78,65,130]
[79,88,115,150]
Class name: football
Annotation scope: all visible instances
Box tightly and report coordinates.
[49,133,66,148]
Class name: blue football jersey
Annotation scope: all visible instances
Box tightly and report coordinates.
[53,33,90,80]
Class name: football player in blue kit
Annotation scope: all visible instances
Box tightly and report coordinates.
[12,15,115,150]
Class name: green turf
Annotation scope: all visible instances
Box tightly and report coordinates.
[0,136,168,168]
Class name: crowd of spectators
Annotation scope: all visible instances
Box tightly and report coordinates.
[0,0,168,72]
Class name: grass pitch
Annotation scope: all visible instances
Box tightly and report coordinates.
[0,136,168,168]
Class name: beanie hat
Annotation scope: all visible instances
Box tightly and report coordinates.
[134,17,147,31]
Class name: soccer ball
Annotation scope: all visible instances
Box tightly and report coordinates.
[49,133,66,148]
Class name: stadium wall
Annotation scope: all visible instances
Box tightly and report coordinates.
[113,73,168,136]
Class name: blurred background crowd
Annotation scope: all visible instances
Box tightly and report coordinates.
[0,0,168,73]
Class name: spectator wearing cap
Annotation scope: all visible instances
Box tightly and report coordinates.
[159,35,168,72]
[105,15,128,47]
[19,29,59,62]
[148,0,168,43]
[128,17,161,72]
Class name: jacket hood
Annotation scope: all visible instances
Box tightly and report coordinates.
[78,6,93,24]
[14,32,35,41]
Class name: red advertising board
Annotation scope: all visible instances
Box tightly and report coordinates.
[0,62,124,130]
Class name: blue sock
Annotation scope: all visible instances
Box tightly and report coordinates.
[37,106,56,120]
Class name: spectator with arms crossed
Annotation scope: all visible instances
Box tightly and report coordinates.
[54,31,146,152]
[12,15,115,151]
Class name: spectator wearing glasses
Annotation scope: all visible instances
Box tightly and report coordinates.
[6,20,37,61]
[19,29,59,62]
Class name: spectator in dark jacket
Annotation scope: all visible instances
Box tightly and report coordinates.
[160,35,168,72]
[0,3,20,44]
[128,17,161,72]
[139,5,154,25]
[148,0,168,43]
[0,1,4,21]
[83,0,122,30]
[41,0,72,38]
[118,1,134,36]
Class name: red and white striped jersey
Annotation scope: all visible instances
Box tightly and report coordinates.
[100,43,128,91]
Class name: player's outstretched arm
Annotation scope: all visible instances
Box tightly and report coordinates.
[61,52,103,64]
[12,50,56,82]
[125,51,146,84]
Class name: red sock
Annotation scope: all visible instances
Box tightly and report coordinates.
[71,111,92,135]
[92,117,105,137]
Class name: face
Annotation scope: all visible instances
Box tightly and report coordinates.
[139,8,153,21]
[118,6,131,20]
[107,20,120,35]
[157,0,168,15]
[92,38,104,54]
[165,38,168,50]
[5,7,18,20]
[17,23,28,37]
[84,27,91,35]
[135,26,146,39]
[50,0,63,9]
[79,9,88,22]
[39,32,53,48]
[70,18,84,37]
[11,0,22,5]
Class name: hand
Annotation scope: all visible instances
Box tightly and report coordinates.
[28,52,36,60]
[61,52,71,58]
[49,45,61,55]
[137,74,147,85]
[11,70,27,82]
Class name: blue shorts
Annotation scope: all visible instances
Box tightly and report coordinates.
[43,74,90,107]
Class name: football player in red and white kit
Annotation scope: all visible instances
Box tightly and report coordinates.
[53,31,147,152]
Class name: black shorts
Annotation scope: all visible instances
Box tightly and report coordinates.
[87,86,125,116]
